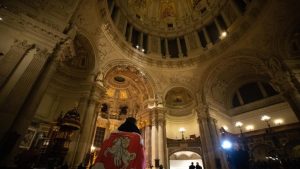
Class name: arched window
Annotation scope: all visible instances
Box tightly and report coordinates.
[101,103,108,113]
[231,81,279,108]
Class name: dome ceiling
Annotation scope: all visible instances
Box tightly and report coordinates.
[118,0,225,35]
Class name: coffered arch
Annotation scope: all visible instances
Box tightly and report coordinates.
[201,50,269,109]
[99,60,156,117]
[102,60,157,97]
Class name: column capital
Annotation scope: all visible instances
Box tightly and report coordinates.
[12,39,35,51]
[90,83,106,100]
[34,48,51,60]
[195,103,209,115]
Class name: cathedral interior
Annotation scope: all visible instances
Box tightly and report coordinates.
[0,0,300,169]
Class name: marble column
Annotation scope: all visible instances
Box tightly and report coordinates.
[196,103,229,169]
[151,119,157,166]
[65,96,89,166]
[150,107,167,168]
[0,40,34,88]
[158,119,165,166]
[144,123,152,168]
[73,99,97,167]
[197,105,217,169]
[73,84,105,167]
[209,118,229,169]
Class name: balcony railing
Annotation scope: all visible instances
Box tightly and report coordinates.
[167,136,201,148]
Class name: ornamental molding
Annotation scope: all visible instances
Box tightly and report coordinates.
[11,39,35,51]
[96,0,266,68]
[201,49,270,107]
[0,9,67,49]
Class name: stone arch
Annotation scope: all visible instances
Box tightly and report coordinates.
[58,33,98,79]
[100,60,156,117]
[168,148,202,158]
[71,33,96,72]
[102,60,157,98]
[200,50,268,109]
[76,30,101,74]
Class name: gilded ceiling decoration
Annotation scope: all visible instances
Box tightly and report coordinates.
[100,65,154,117]
[118,0,223,35]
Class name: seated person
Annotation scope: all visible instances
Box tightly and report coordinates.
[92,117,145,169]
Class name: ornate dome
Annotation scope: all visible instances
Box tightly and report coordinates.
[100,0,260,65]
[118,0,225,36]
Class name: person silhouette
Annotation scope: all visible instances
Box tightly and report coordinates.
[196,162,202,169]
[189,162,196,169]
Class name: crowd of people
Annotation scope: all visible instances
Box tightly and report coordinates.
[189,162,202,169]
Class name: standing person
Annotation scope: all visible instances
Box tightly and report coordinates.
[189,162,196,169]
[195,162,202,169]
[92,117,145,169]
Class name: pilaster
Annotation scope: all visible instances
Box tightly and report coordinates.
[196,103,229,169]
[0,47,51,164]
[0,40,34,88]
[73,83,106,167]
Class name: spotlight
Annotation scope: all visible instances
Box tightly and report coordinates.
[0,17,3,21]
[221,140,232,150]
[141,48,145,52]
[136,45,139,49]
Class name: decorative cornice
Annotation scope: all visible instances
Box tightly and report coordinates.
[0,8,67,49]
[96,0,266,68]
